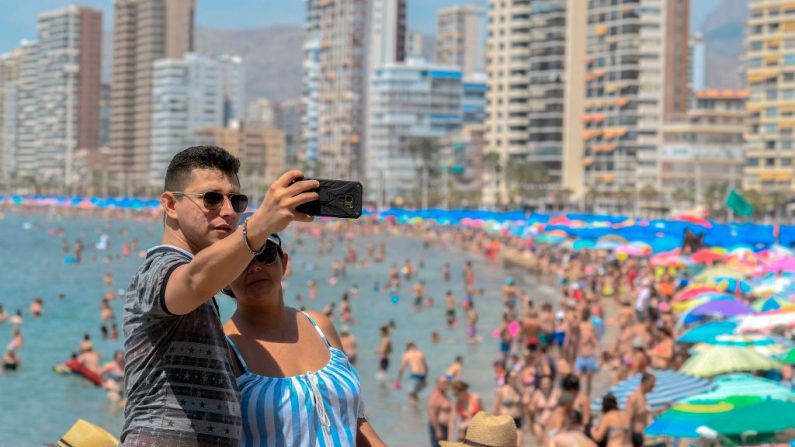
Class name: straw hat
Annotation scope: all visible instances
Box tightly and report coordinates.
[50,419,119,447]
[440,412,517,447]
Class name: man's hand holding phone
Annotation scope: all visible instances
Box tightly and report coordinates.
[247,170,319,238]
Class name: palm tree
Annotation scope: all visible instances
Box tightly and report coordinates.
[672,187,694,205]
[407,137,440,209]
[505,159,550,206]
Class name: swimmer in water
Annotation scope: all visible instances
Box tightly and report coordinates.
[30,297,43,317]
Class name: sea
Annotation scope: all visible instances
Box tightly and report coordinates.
[0,210,549,446]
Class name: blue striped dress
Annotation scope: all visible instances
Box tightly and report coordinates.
[227,312,364,447]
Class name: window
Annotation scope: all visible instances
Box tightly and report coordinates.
[767,107,779,117]
[748,158,759,166]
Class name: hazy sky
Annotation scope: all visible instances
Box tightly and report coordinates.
[0,0,723,55]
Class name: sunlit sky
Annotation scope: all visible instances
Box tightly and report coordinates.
[0,0,723,55]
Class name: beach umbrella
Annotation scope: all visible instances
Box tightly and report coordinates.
[690,341,787,358]
[704,334,776,347]
[679,346,782,377]
[682,299,753,326]
[673,286,723,302]
[694,265,749,283]
[676,214,712,228]
[766,256,795,273]
[736,309,795,334]
[590,370,712,412]
[751,296,795,313]
[598,234,628,244]
[750,276,793,298]
[646,396,795,440]
[711,277,751,295]
[594,240,621,251]
[681,373,795,402]
[691,248,725,265]
[572,239,596,251]
[677,321,738,344]
[674,293,736,314]
[780,347,795,364]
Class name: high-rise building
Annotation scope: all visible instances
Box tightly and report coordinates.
[660,90,746,208]
[0,49,22,183]
[483,0,586,208]
[301,0,368,179]
[462,73,488,124]
[367,0,406,71]
[744,1,795,192]
[582,0,689,212]
[248,98,278,126]
[110,0,195,192]
[365,61,463,203]
[149,54,224,185]
[10,6,102,186]
[217,54,245,125]
[405,30,436,61]
[195,120,285,189]
[276,99,303,165]
[690,33,707,93]
[436,5,484,77]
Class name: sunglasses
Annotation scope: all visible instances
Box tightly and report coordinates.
[254,241,283,265]
[172,191,248,213]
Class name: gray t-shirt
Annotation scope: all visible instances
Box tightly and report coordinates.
[121,245,241,446]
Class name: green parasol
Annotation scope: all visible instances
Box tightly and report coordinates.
[679,346,782,378]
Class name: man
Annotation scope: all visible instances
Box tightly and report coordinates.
[626,372,656,447]
[396,341,429,403]
[375,325,393,379]
[427,376,453,446]
[121,146,318,446]
[574,307,599,396]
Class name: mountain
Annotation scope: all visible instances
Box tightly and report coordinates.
[102,25,305,103]
[701,0,748,89]
[195,26,304,103]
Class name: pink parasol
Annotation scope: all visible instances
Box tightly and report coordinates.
[765,257,795,273]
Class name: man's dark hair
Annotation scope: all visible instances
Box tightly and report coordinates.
[641,372,655,384]
[164,146,241,192]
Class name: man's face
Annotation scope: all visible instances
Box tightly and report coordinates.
[167,168,241,251]
[643,377,656,393]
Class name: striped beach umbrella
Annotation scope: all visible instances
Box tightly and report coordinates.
[751,296,795,313]
[591,370,712,412]
[680,373,795,402]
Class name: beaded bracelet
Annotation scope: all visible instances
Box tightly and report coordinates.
[241,217,266,256]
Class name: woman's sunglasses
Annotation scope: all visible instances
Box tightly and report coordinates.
[254,241,283,265]
[171,191,248,213]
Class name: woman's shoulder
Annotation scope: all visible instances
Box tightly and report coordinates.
[298,308,343,349]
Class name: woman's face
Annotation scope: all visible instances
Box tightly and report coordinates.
[228,252,289,304]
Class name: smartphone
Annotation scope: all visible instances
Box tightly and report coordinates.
[295,178,363,219]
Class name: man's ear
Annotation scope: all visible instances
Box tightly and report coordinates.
[281,252,290,275]
[161,192,179,221]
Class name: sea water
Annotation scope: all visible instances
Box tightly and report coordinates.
[0,211,535,446]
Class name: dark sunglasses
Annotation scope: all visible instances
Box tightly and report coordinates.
[172,191,248,213]
[254,241,283,265]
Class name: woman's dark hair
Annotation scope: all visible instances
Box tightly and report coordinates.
[602,392,619,413]
[164,146,240,191]
[561,373,580,392]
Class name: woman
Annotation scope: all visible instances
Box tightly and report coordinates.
[2,348,19,372]
[530,375,556,441]
[100,351,125,403]
[493,371,525,446]
[590,393,631,447]
[451,380,483,441]
[650,326,674,369]
[224,232,384,446]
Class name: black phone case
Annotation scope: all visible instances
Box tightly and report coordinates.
[296,178,363,219]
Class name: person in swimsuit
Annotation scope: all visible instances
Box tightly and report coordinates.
[626,373,656,447]
[376,325,392,379]
[0,304,7,322]
[396,341,429,403]
[493,371,525,447]
[590,393,631,447]
[530,375,556,441]
[466,302,479,343]
[427,376,453,445]
[2,348,19,372]
[445,290,457,329]
[223,232,385,446]
[445,356,464,381]
[339,326,358,365]
[451,380,483,441]
[100,351,125,403]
